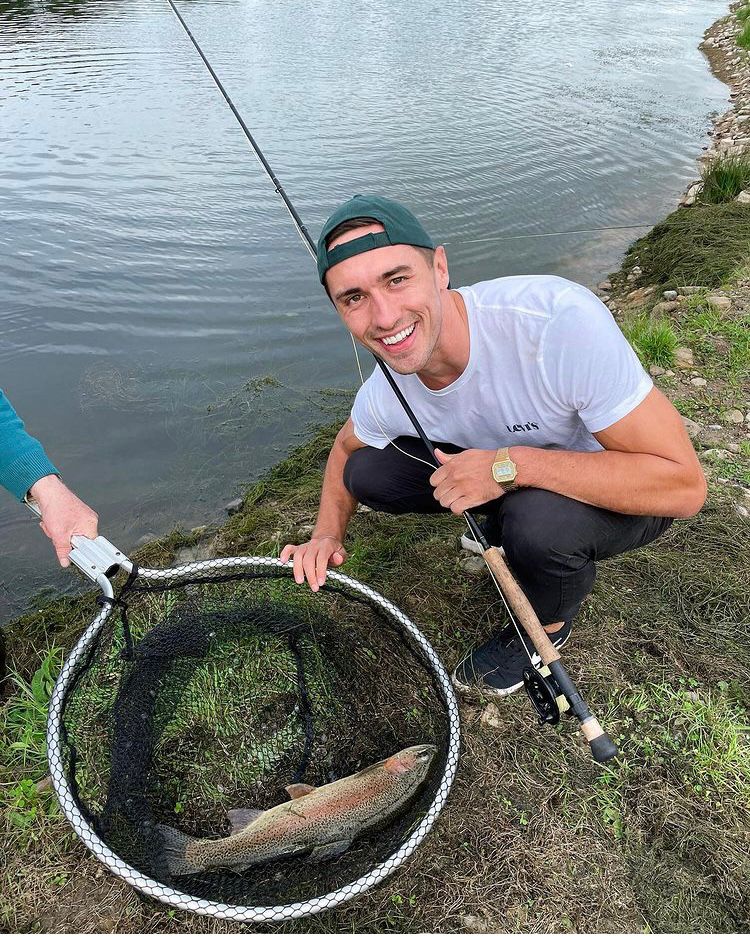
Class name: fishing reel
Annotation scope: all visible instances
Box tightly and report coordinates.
[522,666,569,726]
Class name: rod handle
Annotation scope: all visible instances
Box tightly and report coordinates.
[481,545,561,666]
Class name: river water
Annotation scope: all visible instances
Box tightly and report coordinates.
[0,0,727,621]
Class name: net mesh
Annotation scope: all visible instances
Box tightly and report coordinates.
[55,563,454,912]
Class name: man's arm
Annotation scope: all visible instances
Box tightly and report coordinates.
[511,387,706,517]
[280,418,366,590]
[431,388,707,519]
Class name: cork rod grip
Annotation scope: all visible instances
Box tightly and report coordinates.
[481,546,561,667]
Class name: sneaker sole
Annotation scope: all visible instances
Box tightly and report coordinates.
[451,629,571,698]
[460,533,505,556]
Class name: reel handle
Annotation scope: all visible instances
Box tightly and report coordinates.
[482,545,618,764]
[24,496,132,598]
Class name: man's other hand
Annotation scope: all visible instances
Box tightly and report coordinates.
[29,474,99,567]
[280,535,348,592]
[430,448,504,514]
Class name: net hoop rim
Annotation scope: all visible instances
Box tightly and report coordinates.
[46,555,461,922]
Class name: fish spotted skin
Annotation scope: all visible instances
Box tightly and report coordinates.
[157,743,437,875]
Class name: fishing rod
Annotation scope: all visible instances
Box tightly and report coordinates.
[165,0,618,764]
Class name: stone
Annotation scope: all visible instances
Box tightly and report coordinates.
[649,365,666,376]
[224,497,244,515]
[690,377,708,387]
[598,280,612,291]
[136,533,156,547]
[735,189,750,204]
[680,181,703,207]
[626,265,642,283]
[174,542,217,564]
[357,503,373,512]
[724,409,746,424]
[674,347,695,368]
[480,703,503,729]
[460,555,487,574]
[681,416,703,439]
[700,448,733,461]
[701,428,728,447]
[727,442,742,454]
[663,290,678,301]
[706,295,732,312]
[676,286,704,295]
[734,504,750,520]
[626,285,655,303]
[652,301,680,315]
[664,370,675,377]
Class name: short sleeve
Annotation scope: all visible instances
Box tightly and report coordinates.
[539,284,653,433]
[350,374,393,450]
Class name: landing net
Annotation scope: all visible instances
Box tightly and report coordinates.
[47,557,460,922]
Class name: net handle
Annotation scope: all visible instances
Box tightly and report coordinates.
[24,496,132,597]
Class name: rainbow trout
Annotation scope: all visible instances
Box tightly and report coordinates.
[157,743,437,875]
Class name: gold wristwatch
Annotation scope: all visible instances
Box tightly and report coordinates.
[491,447,517,486]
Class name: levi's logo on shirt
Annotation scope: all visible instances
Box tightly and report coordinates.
[506,421,540,433]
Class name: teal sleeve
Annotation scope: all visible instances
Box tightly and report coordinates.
[0,389,59,500]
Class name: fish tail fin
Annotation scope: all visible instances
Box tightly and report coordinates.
[156,823,204,876]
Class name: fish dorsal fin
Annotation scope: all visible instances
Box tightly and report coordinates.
[227,808,265,834]
[285,783,316,800]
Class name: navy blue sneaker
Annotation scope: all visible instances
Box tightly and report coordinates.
[452,619,572,697]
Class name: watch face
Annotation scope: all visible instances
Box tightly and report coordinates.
[493,462,516,483]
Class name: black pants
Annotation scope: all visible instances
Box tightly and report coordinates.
[344,437,673,626]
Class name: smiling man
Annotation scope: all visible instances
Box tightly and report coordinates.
[280,194,707,698]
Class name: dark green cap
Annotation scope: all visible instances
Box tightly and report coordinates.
[316,194,435,284]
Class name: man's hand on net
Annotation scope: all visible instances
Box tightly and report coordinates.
[280,535,348,592]
[29,474,99,567]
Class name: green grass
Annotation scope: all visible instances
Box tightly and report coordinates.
[739,19,750,49]
[621,203,750,288]
[677,292,750,383]
[700,155,750,203]
[0,649,64,848]
[738,4,750,22]
[621,313,677,368]
[0,647,61,778]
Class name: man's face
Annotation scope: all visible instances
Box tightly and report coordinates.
[325,223,449,375]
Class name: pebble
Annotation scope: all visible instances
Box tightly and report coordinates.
[626,265,642,282]
[690,377,708,387]
[663,290,678,301]
[701,448,734,460]
[706,295,732,312]
[225,497,244,515]
[650,365,666,376]
[174,542,217,564]
[480,703,503,729]
[724,409,746,424]
[652,300,680,315]
[598,280,612,291]
[460,555,487,574]
[674,347,695,368]
[681,417,703,439]
[727,443,742,454]
[736,189,750,204]
[734,504,750,520]
[626,285,655,303]
[356,503,373,512]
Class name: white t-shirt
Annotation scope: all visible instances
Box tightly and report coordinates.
[350,275,653,453]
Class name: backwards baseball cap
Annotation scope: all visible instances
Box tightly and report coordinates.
[316,194,435,284]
